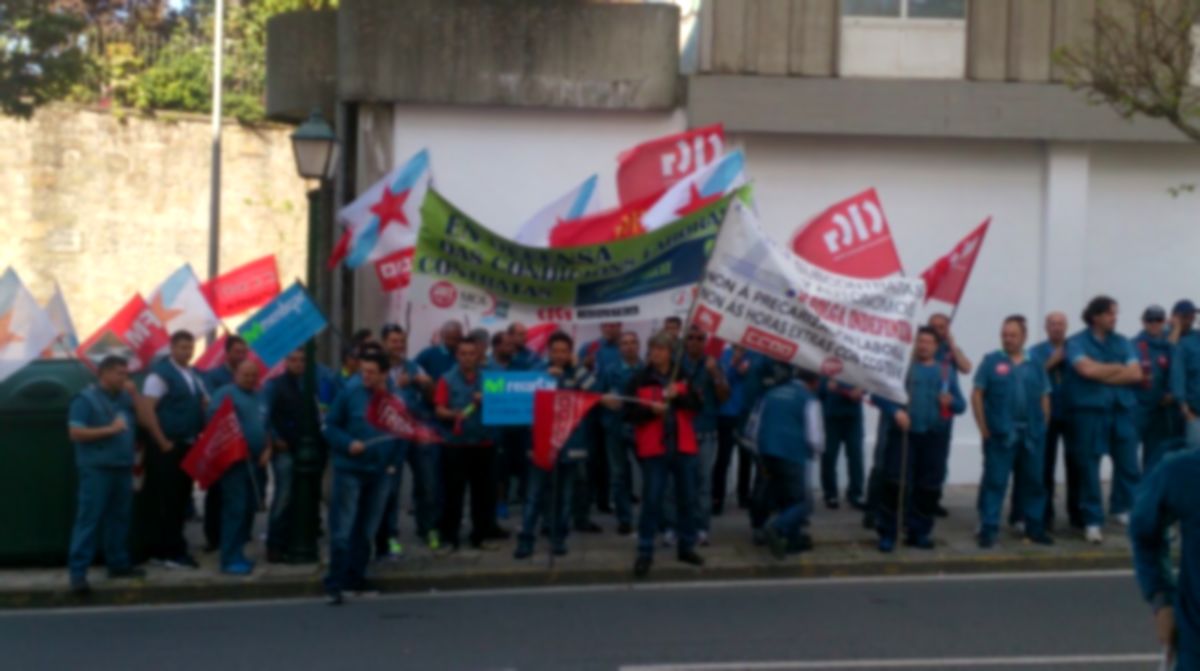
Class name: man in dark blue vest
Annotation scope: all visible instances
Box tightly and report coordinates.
[136,330,207,569]
[67,356,145,594]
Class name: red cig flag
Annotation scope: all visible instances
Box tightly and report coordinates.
[532,390,602,471]
[182,397,249,489]
[920,218,991,306]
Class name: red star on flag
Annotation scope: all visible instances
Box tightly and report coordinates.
[370,186,411,231]
[148,294,183,327]
[676,184,723,217]
[0,310,23,349]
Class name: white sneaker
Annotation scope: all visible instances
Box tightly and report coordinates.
[1113,513,1131,527]
[1085,525,1103,544]
[697,531,710,547]
[660,530,677,548]
[1011,521,1026,537]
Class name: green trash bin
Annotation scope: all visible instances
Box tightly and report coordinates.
[0,360,95,566]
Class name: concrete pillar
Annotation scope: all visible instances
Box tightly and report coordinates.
[747,0,791,75]
[967,0,1010,81]
[710,0,748,73]
[1040,143,1091,322]
[788,0,838,76]
[351,103,394,332]
[1051,0,1096,82]
[1008,0,1054,82]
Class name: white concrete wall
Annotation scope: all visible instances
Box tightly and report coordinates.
[391,104,687,238]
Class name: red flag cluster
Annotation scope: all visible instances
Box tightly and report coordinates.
[366,392,443,444]
[617,124,725,205]
[531,390,602,471]
[920,219,991,307]
[182,397,249,489]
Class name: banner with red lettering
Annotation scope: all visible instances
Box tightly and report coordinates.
[76,294,170,372]
[531,389,603,471]
[182,397,249,489]
[691,200,924,403]
[920,218,991,307]
[790,188,904,280]
[374,247,414,293]
[201,255,281,318]
[366,391,443,443]
[617,124,725,205]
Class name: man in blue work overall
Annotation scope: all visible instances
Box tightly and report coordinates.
[873,327,966,552]
[751,368,825,560]
[322,351,399,605]
[971,315,1053,548]
[208,360,272,575]
[600,331,643,535]
[1065,295,1142,544]
[1131,449,1200,670]
[67,356,144,594]
[1133,305,1180,473]
[927,313,972,519]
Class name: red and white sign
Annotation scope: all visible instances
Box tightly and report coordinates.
[692,305,724,334]
[790,188,904,280]
[374,247,414,293]
[741,326,798,361]
[920,218,991,307]
[616,124,725,206]
[429,281,458,309]
[201,255,281,318]
[366,391,442,444]
[76,294,170,372]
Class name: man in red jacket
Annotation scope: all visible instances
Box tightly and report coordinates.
[625,332,705,577]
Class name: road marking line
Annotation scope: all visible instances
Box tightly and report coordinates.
[619,653,1161,670]
[0,569,1134,617]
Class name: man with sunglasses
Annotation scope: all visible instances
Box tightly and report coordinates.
[1134,306,1180,474]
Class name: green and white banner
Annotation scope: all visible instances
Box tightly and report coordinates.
[405,188,745,345]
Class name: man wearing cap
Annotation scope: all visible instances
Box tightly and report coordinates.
[1169,300,1196,345]
[1134,306,1180,473]
[1170,302,1200,450]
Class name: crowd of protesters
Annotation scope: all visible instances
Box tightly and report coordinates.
[63,295,1200,608]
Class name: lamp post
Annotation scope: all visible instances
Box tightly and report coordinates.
[288,109,338,564]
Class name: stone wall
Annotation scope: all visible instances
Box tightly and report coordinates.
[0,106,308,337]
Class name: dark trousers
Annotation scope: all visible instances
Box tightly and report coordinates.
[203,484,221,550]
[588,425,610,511]
[637,452,697,558]
[497,428,530,504]
[440,446,496,547]
[1039,418,1081,528]
[821,414,865,503]
[142,440,194,561]
[712,416,740,509]
[877,430,946,541]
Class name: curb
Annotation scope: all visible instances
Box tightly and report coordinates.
[0,550,1133,610]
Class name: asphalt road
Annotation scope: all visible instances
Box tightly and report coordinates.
[0,571,1163,671]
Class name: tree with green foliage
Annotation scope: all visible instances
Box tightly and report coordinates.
[0,1,90,118]
[1057,0,1200,142]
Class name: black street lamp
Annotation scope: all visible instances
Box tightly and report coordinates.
[287,109,338,564]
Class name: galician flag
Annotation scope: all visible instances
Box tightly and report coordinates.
[42,282,78,357]
[639,149,746,231]
[147,264,220,339]
[513,175,599,247]
[0,269,58,383]
[338,149,433,269]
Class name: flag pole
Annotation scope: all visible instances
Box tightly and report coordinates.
[246,456,265,512]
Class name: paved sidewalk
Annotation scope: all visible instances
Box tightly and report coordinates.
[0,485,1134,608]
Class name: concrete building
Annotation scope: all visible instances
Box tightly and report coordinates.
[267,0,1199,483]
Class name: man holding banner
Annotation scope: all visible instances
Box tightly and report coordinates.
[322,350,399,604]
[137,331,207,569]
[626,333,706,578]
[207,360,272,575]
[514,332,599,559]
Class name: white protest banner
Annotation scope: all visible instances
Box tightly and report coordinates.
[692,201,925,403]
